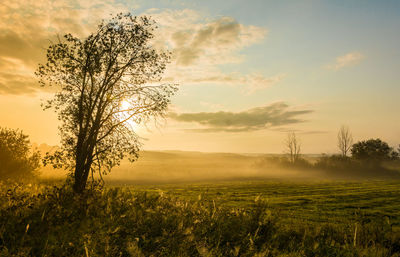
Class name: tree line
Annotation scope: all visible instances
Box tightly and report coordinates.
[286,126,399,163]
[282,126,400,178]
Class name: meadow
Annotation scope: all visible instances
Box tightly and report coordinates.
[131,180,400,229]
[1,179,400,256]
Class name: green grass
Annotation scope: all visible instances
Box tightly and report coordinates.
[129,180,400,230]
[1,180,400,256]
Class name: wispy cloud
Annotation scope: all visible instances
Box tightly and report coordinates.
[199,101,225,110]
[146,9,280,93]
[243,73,286,94]
[0,0,130,95]
[147,9,267,66]
[169,102,313,132]
[162,70,285,94]
[327,52,364,70]
[0,4,277,95]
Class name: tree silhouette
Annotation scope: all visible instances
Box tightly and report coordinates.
[351,138,392,163]
[285,132,301,163]
[337,125,353,157]
[37,13,178,193]
[0,127,40,180]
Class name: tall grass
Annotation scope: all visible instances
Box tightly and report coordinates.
[0,182,399,256]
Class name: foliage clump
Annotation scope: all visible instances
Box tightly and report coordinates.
[0,127,40,181]
[351,138,397,163]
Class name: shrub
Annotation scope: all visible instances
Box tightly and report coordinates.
[314,154,400,179]
[0,127,40,181]
[314,154,352,170]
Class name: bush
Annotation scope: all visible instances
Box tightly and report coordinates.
[314,154,400,179]
[0,127,40,181]
[314,154,353,170]
[257,156,313,171]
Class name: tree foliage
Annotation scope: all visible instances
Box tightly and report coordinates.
[36,13,177,193]
[351,138,393,162]
[0,127,40,180]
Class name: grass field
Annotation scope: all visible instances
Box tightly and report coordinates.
[2,178,400,256]
[125,180,400,230]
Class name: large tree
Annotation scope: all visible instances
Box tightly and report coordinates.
[37,13,178,193]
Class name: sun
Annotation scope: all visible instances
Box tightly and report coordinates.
[120,100,131,110]
[120,100,140,130]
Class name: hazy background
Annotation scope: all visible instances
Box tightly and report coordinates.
[37,145,399,184]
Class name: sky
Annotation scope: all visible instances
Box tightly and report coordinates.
[0,0,399,154]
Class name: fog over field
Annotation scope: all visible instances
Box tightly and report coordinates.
[103,151,314,184]
[39,150,292,182]
[38,148,400,184]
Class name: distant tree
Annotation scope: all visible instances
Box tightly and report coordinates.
[285,132,301,163]
[398,145,400,159]
[351,138,393,163]
[37,13,178,193]
[337,125,353,157]
[390,145,400,160]
[390,150,399,160]
[0,127,40,180]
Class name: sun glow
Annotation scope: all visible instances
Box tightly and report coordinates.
[120,100,140,131]
[120,100,131,111]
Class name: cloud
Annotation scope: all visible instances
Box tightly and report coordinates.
[0,0,130,95]
[199,101,225,110]
[0,57,41,95]
[148,9,267,66]
[244,73,286,94]
[0,4,273,95]
[146,9,278,93]
[169,102,313,132]
[162,69,285,94]
[327,52,364,70]
[170,16,266,66]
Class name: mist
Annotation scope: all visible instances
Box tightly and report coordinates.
[39,150,400,185]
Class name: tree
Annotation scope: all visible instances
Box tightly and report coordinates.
[285,132,301,163]
[351,138,392,163]
[0,127,40,180]
[37,13,178,193]
[389,144,400,160]
[337,125,353,157]
[397,145,400,159]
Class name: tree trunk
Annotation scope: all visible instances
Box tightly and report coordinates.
[73,163,92,193]
[73,143,95,194]
[73,160,86,193]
